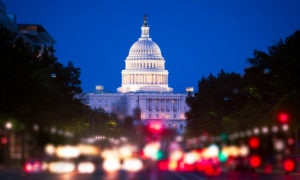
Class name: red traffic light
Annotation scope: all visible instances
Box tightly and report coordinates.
[248,136,260,149]
[277,112,289,124]
[147,121,163,134]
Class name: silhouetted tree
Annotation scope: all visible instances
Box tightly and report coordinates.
[186,30,300,137]
[186,70,245,136]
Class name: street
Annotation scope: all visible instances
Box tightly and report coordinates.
[1,167,300,180]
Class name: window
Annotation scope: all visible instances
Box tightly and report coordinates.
[173,99,177,112]
[161,99,165,111]
[148,99,152,111]
[156,105,159,111]
[166,99,170,111]
[155,99,159,111]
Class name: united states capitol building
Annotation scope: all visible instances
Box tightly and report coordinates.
[78,16,191,134]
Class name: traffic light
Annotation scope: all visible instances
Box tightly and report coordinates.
[147,121,163,134]
[277,112,289,124]
[248,136,260,149]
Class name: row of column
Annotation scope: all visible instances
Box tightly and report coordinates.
[145,98,180,112]
[123,74,168,85]
[126,61,164,69]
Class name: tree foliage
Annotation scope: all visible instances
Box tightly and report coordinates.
[186,30,300,137]
[0,26,117,147]
[186,70,245,135]
[0,25,82,128]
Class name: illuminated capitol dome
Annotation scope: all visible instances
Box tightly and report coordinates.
[117,15,173,93]
[79,15,189,135]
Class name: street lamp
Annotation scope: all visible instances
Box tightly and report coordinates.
[4,121,13,163]
[5,121,12,130]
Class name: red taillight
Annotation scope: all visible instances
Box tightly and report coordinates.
[24,161,42,173]
[263,163,273,174]
[180,162,194,172]
[1,137,8,145]
[24,163,33,172]
[157,159,170,171]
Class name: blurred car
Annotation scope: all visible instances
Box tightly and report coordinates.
[47,160,76,173]
[226,157,251,172]
[75,155,102,173]
[45,155,100,174]
[77,161,95,173]
[23,158,46,174]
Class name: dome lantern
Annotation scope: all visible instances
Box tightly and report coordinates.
[141,14,150,39]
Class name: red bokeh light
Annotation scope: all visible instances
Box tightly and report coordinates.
[24,163,33,172]
[249,154,261,168]
[157,159,170,171]
[263,163,273,174]
[147,122,163,134]
[248,136,260,149]
[283,158,296,172]
[287,137,295,146]
[1,137,8,145]
[195,160,220,176]
[180,162,195,172]
[278,112,289,124]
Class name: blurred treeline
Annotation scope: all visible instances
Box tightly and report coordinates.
[186,30,300,137]
[0,25,126,149]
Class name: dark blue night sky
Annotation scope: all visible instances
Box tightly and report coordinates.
[3,0,300,93]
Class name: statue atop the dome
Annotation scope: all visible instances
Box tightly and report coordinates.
[143,14,148,26]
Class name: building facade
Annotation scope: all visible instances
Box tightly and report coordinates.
[0,1,55,54]
[79,15,189,134]
[0,1,56,162]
